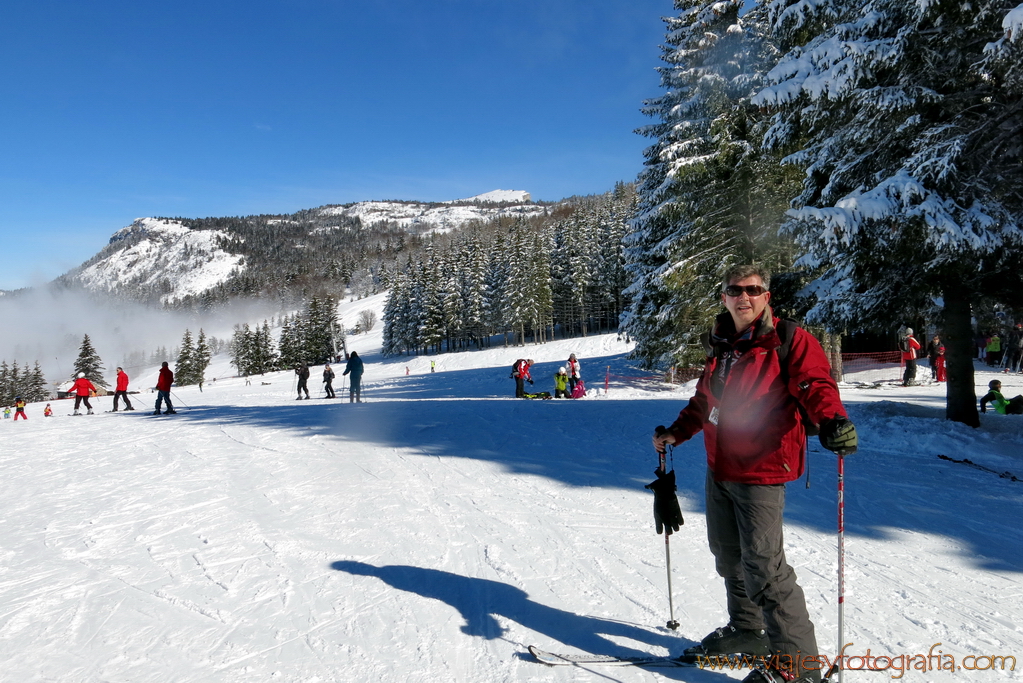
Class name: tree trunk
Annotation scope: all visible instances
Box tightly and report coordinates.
[943,286,979,427]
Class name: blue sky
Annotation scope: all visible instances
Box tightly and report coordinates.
[0,0,672,290]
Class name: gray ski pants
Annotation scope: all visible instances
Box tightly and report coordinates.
[705,468,820,678]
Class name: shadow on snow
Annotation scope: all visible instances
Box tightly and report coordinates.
[168,353,1023,574]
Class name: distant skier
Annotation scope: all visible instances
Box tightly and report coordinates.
[553,367,569,398]
[566,353,581,396]
[2,406,9,419]
[154,362,177,415]
[323,364,336,399]
[900,327,921,386]
[13,397,27,420]
[295,363,311,400]
[44,403,53,417]
[112,366,135,411]
[511,359,534,398]
[342,351,364,403]
[70,372,97,415]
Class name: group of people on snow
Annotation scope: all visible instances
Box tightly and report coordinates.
[511,353,585,399]
[975,324,1023,371]
[295,352,364,402]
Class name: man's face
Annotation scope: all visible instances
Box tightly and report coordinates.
[722,274,771,330]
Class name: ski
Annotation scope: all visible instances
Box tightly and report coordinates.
[937,454,1019,482]
[528,646,746,668]
[529,645,692,667]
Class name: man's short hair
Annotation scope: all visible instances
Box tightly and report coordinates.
[722,264,771,291]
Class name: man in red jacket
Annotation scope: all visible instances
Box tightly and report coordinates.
[70,372,97,415]
[154,361,177,415]
[652,265,857,683]
[112,366,135,412]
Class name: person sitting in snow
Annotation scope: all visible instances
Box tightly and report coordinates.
[553,367,569,398]
[44,403,53,417]
[980,379,1023,415]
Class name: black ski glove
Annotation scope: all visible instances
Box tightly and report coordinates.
[528,379,534,385]
[819,416,858,455]
[645,469,684,535]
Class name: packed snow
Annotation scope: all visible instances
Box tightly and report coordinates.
[2,295,1021,682]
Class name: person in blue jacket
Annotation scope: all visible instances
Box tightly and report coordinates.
[342,351,365,403]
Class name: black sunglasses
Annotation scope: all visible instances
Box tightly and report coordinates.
[724,284,768,297]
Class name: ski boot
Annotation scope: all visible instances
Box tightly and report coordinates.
[682,624,771,659]
[73,410,81,416]
[87,409,94,415]
[164,410,177,414]
[742,664,821,683]
[153,410,162,415]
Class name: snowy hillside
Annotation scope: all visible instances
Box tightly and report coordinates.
[2,295,1021,682]
[71,218,243,304]
[320,190,545,234]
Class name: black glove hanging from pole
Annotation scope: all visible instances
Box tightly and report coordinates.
[646,468,684,535]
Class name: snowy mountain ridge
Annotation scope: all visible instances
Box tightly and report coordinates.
[57,190,543,305]
[318,189,543,233]
[71,218,244,305]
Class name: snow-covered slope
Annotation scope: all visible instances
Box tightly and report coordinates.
[73,218,243,304]
[3,295,1021,682]
[320,190,545,234]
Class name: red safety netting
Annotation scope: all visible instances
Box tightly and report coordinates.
[839,351,903,385]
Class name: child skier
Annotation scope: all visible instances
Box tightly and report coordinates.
[13,397,27,420]
[553,367,569,398]
[3,406,11,419]
[44,403,53,417]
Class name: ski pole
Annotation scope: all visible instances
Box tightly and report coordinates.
[170,390,190,410]
[825,452,848,683]
[655,426,680,631]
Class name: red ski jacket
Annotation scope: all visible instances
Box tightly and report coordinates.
[116,370,129,392]
[157,367,174,392]
[665,311,847,485]
[902,336,921,361]
[71,377,97,396]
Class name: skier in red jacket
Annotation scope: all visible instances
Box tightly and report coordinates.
[154,362,177,415]
[112,366,135,412]
[70,372,97,415]
[652,265,858,683]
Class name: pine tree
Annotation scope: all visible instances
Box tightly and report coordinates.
[194,329,211,386]
[73,334,109,388]
[755,0,1023,425]
[623,0,798,367]
[176,329,196,386]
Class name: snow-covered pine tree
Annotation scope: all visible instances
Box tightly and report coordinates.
[72,334,109,388]
[193,329,211,385]
[176,330,196,386]
[484,236,511,346]
[754,0,1023,425]
[623,0,797,368]
[230,324,253,376]
[278,315,301,369]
